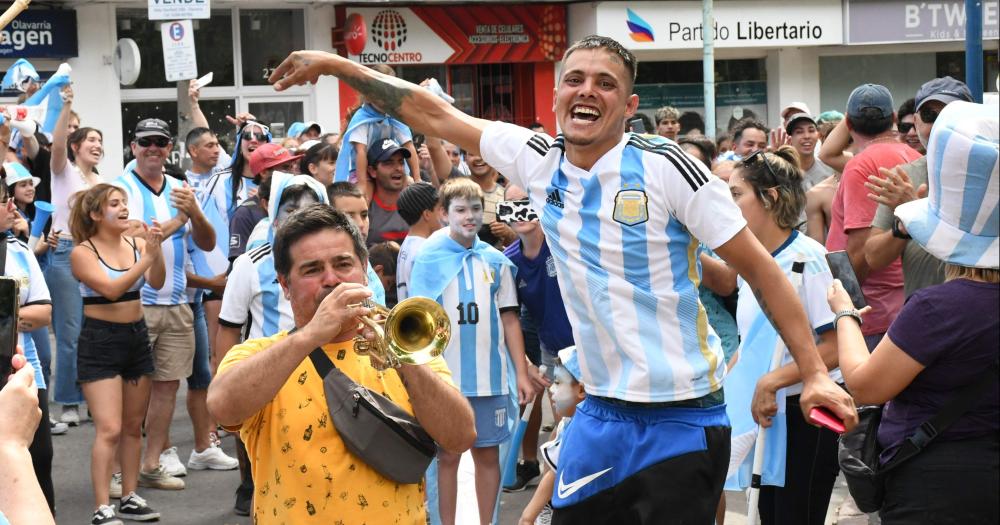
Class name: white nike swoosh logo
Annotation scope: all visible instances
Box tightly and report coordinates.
[557,467,613,499]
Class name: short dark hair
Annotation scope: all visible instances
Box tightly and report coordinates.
[327,181,364,204]
[299,142,338,175]
[368,241,400,276]
[273,204,368,278]
[732,118,768,144]
[185,127,213,154]
[562,35,637,89]
[847,107,893,137]
[897,98,916,121]
[678,136,716,169]
[679,111,706,135]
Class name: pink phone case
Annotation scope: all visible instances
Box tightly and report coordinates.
[808,407,846,434]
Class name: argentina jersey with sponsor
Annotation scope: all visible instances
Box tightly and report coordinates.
[480,123,747,403]
[115,171,191,306]
[218,243,293,341]
[437,254,519,397]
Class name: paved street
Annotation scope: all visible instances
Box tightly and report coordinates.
[49,388,853,524]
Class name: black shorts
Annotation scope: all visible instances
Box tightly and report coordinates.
[77,317,155,383]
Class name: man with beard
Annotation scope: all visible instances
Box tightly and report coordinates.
[268,35,858,523]
[365,138,411,247]
[209,204,474,524]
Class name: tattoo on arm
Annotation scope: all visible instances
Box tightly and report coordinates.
[752,286,785,341]
[342,71,414,119]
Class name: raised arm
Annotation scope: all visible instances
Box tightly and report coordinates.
[818,118,852,173]
[50,85,74,176]
[714,228,858,429]
[187,80,210,130]
[426,136,452,188]
[271,51,491,155]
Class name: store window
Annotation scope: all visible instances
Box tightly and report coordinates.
[240,9,305,87]
[633,59,767,136]
[248,101,304,139]
[121,99,237,164]
[116,9,235,89]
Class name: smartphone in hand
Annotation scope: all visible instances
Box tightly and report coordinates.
[496,199,538,224]
[0,277,20,388]
[629,117,647,134]
[809,407,846,434]
[825,250,868,309]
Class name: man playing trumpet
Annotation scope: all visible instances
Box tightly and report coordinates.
[208,204,475,524]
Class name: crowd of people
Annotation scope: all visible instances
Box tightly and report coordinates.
[0,33,996,525]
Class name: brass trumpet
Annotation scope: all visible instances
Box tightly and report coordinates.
[352,296,451,371]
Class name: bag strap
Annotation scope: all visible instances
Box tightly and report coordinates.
[308,347,336,378]
[884,358,998,470]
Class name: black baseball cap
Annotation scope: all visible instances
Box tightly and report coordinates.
[367,138,411,166]
[134,118,171,140]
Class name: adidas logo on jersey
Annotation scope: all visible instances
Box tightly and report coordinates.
[546,189,564,208]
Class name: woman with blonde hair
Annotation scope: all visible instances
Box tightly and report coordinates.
[828,101,998,524]
[69,183,166,525]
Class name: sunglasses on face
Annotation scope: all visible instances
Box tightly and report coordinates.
[137,137,170,148]
[918,106,940,125]
[898,122,915,134]
[241,130,268,142]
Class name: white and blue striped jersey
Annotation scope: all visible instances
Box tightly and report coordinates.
[218,243,293,341]
[5,236,51,389]
[115,171,191,306]
[433,253,518,397]
[480,123,747,403]
[735,230,841,395]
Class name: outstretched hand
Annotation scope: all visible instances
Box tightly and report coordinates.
[269,51,337,91]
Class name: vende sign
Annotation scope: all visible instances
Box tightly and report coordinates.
[595,1,843,49]
[148,0,210,21]
[341,5,566,65]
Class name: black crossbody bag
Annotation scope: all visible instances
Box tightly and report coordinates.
[307,348,437,484]
[839,359,998,512]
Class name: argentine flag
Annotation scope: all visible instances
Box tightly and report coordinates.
[21,62,72,134]
[2,59,40,92]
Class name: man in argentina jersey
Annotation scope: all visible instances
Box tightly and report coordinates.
[115,118,216,489]
[268,35,858,523]
[408,178,534,525]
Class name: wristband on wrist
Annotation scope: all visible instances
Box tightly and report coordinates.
[834,309,863,327]
[892,217,912,240]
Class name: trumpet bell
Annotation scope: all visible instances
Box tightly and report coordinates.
[354,296,451,370]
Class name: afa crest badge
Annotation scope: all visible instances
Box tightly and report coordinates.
[613,189,648,226]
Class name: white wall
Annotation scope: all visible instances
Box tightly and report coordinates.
[71,3,125,180]
[766,47,821,128]
[304,3,340,133]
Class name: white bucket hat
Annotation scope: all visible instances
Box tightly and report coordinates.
[3,162,41,188]
[894,101,999,269]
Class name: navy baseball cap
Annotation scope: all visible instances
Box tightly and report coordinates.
[367,138,411,166]
[847,84,893,120]
[915,76,974,111]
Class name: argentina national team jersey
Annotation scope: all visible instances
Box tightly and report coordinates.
[5,236,51,389]
[437,254,519,397]
[218,243,293,341]
[480,123,747,403]
[115,171,190,306]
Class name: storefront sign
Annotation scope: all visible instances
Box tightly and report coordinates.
[341,5,566,65]
[635,81,767,109]
[148,0,210,21]
[0,10,77,58]
[846,0,999,44]
[593,1,842,49]
[161,20,197,82]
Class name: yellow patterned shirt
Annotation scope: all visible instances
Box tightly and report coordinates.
[217,331,455,525]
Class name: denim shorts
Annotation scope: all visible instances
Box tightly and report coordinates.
[77,317,155,383]
[469,395,512,448]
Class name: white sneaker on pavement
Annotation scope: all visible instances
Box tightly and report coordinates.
[60,405,80,426]
[50,418,69,435]
[159,447,187,477]
[110,472,122,499]
[188,443,239,471]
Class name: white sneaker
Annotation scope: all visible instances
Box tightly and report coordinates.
[60,405,80,426]
[188,444,239,471]
[159,447,187,477]
[110,472,122,499]
[50,418,69,436]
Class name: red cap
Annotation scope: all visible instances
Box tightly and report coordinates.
[249,143,303,175]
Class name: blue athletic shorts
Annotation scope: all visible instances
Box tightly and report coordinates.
[468,395,512,448]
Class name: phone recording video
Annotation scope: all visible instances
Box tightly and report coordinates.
[825,250,868,309]
[0,276,20,388]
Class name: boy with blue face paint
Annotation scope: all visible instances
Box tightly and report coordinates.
[520,347,586,525]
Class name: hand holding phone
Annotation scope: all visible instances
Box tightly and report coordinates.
[808,407,846,434]
[0,277,21,388]
[825,251,867,309]
[629,117,647,134]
